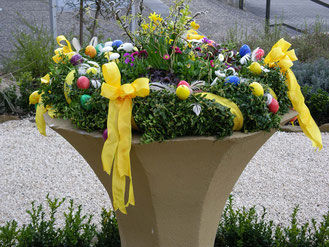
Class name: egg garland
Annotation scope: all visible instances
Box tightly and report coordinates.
[70,54,83,66]
[85,45,97,58]
[112,40,123,49]
[248,62,262,75]
[176,85,191,100]
[80,94,92,110]
[225,75,240,85]
[249,82,264,97]
[239,44,251,57]
[265,93,279,114]
[76,76,90,89]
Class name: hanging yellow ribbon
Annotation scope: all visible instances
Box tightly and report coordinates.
[101,62,150,214]
[200,92,244,131]
[52,36,75,63]
[265,38,322,150]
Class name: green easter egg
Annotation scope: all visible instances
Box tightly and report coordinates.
[95,43,104,54]
[80,94,92,110]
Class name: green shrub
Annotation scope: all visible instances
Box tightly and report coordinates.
[2,17,55,79]
[215,196,329,247]
[95,209,121,247]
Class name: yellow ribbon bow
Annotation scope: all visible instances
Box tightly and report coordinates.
[101,62,150,214]
[265,38,322,150]
[29,90,55,136]
[52,36,75,63]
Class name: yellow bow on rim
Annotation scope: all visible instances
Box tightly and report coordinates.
[53,36,75,63]
[265,38,322,150]
[101,62,150,214]
[29,89,55,136]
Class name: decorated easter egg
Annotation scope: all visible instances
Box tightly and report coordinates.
[268,98,279,114]
[112,40,123,48]
[70,54,83,66]
[225,75,240,85]
[77,76,90,89]
[95,43,104,54]
[85,45,97,58]
[86,67,98,75]
[178,80,190,87]
[103,129,108,141]
[239,44,251,57]
[80,94,92,110]
[255,48,265,60]
[269,88,278,100]
[249,82,264,96]
[29,91,40,104]
[249,62,262,75]
[176,85,190,100]
[265,93,273,105]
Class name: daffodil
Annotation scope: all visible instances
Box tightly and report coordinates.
[190,21,200,30]
[141,23,149,30]
[149,12,159,23]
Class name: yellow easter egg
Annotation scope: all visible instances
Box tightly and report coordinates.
[176,85,190,100]
[249,82,264,97]
[269,87,278,100]
[29,91,40,104]
[249,62,262,75]
[85,45,97,58]
[86,67,98,75]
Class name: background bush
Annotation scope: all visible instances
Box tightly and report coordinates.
[1,195,328,247]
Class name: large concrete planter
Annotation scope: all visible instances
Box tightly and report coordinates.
[44,110,296,247]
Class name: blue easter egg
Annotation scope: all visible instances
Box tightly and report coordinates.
[239,44,251,57]
[225,76,240,85]
[112,40,123,48]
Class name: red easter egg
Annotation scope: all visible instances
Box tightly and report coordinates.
[178,80,190,87]
[255,48,265,60]
[268,98,279,114]
[77,76,90,89]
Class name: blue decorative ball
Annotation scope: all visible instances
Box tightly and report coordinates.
[225,76,240,85]
[239,44,251,57]
[112,40,123,48]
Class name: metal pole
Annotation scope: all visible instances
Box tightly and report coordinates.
[49,0,57,40]
[265,0,271,35]
[131,0,136,33]
[79,0,84,46]
[239,0,244,10]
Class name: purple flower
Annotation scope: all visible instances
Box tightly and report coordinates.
[131,51,139,57]
[163,54,170,60]
[130,63,134,67]
[124,58,130,64]
[194,47,201,51]
[175,47,182,54]
[124,53,131,57]
[202,37,210,44]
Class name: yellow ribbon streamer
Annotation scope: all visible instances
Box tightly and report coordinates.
[64,70,75,104]
[200,92,244,131]
[265,38,322,150]
[101,62,150,214]
[52,36,75,63]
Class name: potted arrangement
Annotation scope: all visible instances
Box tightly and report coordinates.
[29,2,322,246]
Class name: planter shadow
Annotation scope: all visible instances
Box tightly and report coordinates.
[44,110,296,247]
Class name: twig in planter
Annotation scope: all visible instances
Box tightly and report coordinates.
[137,0,144,27]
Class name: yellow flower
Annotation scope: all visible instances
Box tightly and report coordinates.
[157,16,163,23]
[149,12,159,23]
[141,23,149,30]
[168,39,174,44]
[190,21,200,30]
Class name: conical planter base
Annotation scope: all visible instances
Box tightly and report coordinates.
[44,110,296,247]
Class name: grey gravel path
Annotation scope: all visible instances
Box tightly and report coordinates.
[0,119,328,227]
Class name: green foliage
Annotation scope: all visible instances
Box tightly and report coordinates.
[215,196,329,247]
[302,86,329,126]
[95,209,121,247]
[1,195,328,246]
[133,91,234,143]
[2,17,55,79]
[292,58,329,125]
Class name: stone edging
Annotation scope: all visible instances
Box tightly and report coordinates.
[280,124,329,133]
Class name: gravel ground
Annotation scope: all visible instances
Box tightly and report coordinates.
[0,119,328,228]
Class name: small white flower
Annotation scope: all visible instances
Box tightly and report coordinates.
[218,54,225,62]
